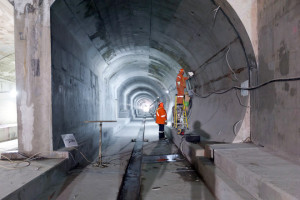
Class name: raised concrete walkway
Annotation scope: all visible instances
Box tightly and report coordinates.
[170,130,300,200]
[0,158,66,200]
[213,145,300,200]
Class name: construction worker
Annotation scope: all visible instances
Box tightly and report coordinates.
[176,69,194,104]
[156,102,167,139]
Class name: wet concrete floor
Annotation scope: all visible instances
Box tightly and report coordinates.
[38,121,214,199]
[140,122,214,200]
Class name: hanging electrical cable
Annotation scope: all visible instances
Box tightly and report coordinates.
[212,5,221,27]
[192,76,300,99]
[226,46,239,81]
[233,120,243,136]
[235,90,250,108]
[213,6,221,20]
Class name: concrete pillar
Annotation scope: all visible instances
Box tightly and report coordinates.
[14,0,58,156]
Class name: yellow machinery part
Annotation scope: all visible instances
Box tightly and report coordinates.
[177,129,181,135]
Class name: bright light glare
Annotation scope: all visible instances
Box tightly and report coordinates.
[142,104,150,112]
[166,90,169,94]
[10,89,18,97]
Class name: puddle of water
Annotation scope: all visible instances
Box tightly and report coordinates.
[142,154,182,163]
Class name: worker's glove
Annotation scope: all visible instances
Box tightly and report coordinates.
[188,72,194,77]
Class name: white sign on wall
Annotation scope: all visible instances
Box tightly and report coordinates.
[61,133,78,148]
[241,80,249,97]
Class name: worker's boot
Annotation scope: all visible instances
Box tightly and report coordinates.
[159,131,165,140]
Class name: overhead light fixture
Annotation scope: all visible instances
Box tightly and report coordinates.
[166,90,169,94]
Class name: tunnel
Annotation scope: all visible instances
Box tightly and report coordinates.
[50,0,254,152]
[3,0,300,199]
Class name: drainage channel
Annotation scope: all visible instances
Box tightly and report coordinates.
[117,120,146,200]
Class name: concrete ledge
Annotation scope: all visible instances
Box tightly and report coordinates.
[0,158,67,200]
[1,151,69,160]
[0,143,94,199]
[170,130,255,200]
[170,131,205,164]
[195,157,256,200]
[205,143,256,159]
[214,147,300,200]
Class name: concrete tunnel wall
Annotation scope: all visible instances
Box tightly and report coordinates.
[252,0,300,160]
[49,0,253,153]
[51,10,103,151]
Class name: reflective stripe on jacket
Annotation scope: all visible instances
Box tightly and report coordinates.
[156,107,167,124]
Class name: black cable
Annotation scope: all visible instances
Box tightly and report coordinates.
[192,87,234,98]
[235,76,300,91]
[193,76,300,98]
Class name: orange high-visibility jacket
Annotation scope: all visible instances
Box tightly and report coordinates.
[176,72,189,94]
[156,107,167,125]
[176,72,189,104]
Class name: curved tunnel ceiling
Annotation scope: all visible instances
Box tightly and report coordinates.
[51,0,255,143]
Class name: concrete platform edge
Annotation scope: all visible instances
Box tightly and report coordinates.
[2,159,68,200]
[169,130,256,200]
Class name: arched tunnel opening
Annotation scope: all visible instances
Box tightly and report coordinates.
[3,0,300,199]
[50,0,254,152]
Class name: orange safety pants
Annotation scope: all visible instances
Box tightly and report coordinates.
[177,86,185,104]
